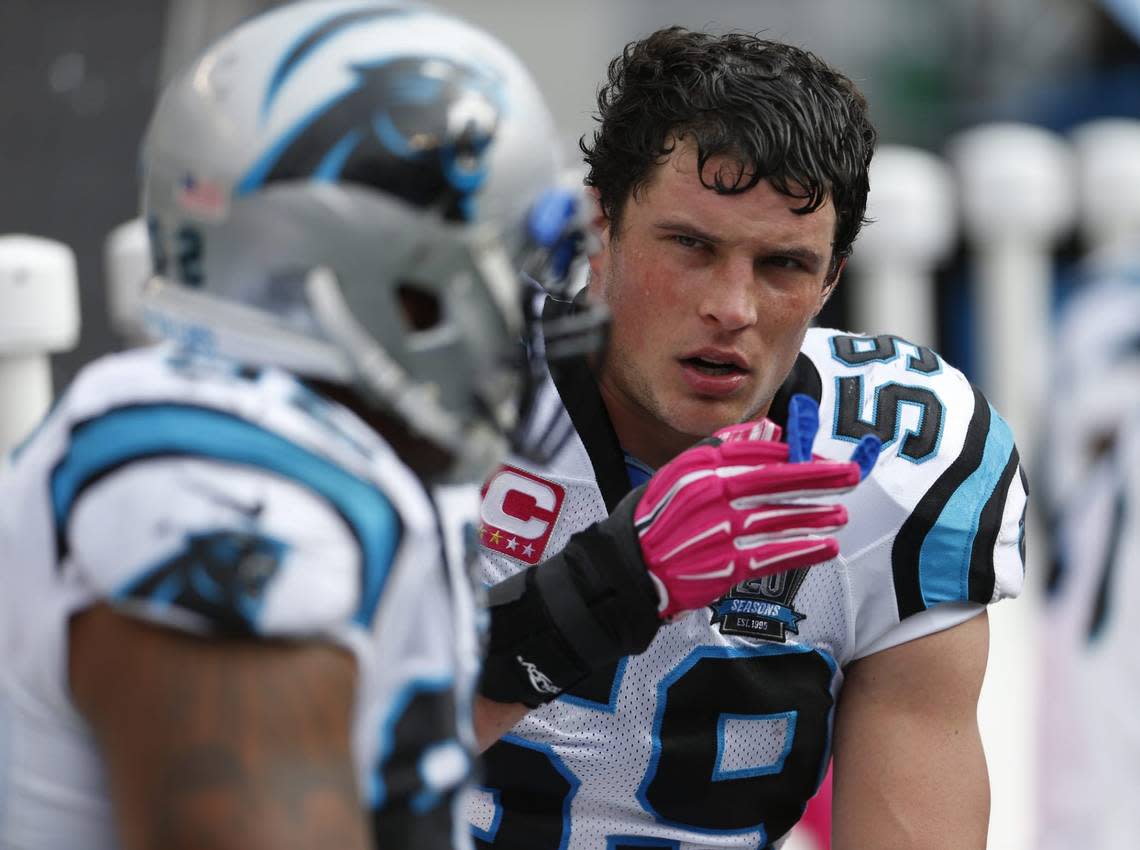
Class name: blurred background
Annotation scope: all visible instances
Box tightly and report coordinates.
[5,0,1140,386]
[3,1,1139,847]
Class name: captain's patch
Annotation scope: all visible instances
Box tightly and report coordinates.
[479,465,565,565]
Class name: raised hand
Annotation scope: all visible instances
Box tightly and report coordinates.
[637,394,880,619]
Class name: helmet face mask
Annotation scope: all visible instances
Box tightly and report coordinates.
[140,0,587,480]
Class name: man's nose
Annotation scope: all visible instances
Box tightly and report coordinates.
[698,258,758,330]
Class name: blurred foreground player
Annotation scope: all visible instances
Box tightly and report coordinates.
[0,2,601,848]
[467,28,1028,849]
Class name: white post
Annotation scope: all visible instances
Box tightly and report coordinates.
[950,123,1075,447]
[949,122,1076,850]
[0,235,81,453]
[104,217,152,346]
[849,144,956,347]
[1072,118,1140,261]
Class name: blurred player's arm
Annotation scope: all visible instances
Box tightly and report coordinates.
[831,610,990,849]
[70,603,371,850]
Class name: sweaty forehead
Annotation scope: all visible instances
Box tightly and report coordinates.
[649,138,823,204]
[636,141,836,242]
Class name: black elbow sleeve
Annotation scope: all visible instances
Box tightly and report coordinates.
[477,487,661,708]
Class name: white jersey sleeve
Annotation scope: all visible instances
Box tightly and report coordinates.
[2,347,480,850]
[40,347,408,641]
[66,457,365,637]
[801,328,1027,660]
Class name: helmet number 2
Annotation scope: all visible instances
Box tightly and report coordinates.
[147,217,204,288]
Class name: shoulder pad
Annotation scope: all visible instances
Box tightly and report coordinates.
[56,399,416,636]
[802,329,1026,627]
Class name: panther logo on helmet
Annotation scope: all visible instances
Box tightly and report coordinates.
[238,52,503,223]
[139,0,601,482]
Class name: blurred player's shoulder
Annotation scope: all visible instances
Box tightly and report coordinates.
[24,343,399,475]
[4,343,442,639]
[1054,259,1140,359]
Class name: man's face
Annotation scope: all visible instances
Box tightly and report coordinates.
[589,140,838,463]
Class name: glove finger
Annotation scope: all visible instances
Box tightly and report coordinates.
[737,536,841,578]
[713,419,783,444]
[640,489,844,555]
[715,439,789,465]
[639,514,733,564]
[721,460,862,502]
[636,448,722,522]
[655,552,750,619]
[734,503,849,539]
[786,393,820,463]
[850,434,882,480]
[653,533,842,620]
[639,441,791,526]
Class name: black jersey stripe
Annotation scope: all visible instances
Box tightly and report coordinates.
[543,295,631,511]
[768,352,824,432]
[892,386,991,619]
[261,6,410,118]
[539,294,646,705]
[1088,486,1128,642]
[968,447,1021,604]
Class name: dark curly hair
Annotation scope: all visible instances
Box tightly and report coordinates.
[581,27,877,278]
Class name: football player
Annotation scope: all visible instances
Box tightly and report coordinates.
[1037,255,1140,850]
[467,27,1028,850]
[0,3,595,849]
[1038,412,1140,850]
[0,5,876,850]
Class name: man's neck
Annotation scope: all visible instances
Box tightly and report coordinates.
[595,379,703,471]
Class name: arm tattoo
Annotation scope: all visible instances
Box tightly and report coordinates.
[70,606,370,850]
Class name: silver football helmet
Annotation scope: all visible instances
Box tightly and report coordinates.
[140,0,597,481]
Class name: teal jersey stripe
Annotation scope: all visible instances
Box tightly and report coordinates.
[918,404,1015,608]
[51,403,401,626]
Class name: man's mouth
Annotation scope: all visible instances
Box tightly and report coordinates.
[681,353,749,376]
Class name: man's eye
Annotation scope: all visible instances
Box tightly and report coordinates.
[672,234,703,249]
[765,256,804,270]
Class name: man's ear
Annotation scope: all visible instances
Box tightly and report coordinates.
[586,187,611,282]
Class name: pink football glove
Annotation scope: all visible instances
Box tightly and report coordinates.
[636,394,880,619]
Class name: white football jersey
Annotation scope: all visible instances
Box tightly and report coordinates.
[1037,256,1140,849]
[0,345,480,850]
[1038,415,1140,850]
[1043,261,1140,519]
[465,322,1026,850]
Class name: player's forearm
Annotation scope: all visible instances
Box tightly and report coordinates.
[832,742,989,850]
[122,750,370,850]
[70,604,372,850]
